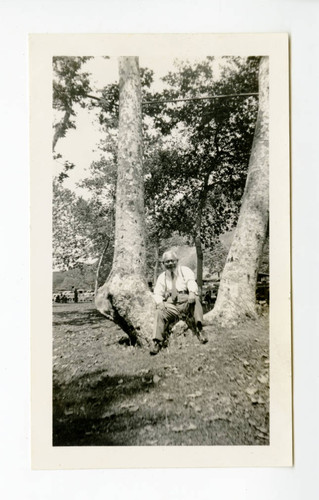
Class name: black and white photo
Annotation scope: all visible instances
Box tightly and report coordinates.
[30,33,291,468]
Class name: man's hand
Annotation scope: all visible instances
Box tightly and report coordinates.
[188,292,196,304]
[157,302,166,311]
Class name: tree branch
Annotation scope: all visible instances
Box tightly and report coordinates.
[53,110,71,151]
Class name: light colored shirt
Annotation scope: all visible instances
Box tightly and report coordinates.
[153,265,198,304]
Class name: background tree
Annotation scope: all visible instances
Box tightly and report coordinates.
[53,180,91,270]
[204,57,269,326]
[53,56,93,151]
[77,151,117,288]
[142,57,259,294]
[53,179,114,285]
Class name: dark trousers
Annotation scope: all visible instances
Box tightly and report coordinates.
[153,295,203,342]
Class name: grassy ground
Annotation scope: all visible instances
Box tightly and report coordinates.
[53,302,269,446]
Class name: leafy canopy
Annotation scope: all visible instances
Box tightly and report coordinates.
[52,56,260,276]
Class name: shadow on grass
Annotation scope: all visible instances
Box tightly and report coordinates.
[53,308,108,327]
[53,369,161,446]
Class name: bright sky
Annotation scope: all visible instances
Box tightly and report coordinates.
[53,55,222,195]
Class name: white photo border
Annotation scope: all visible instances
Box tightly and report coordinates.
[30,33,291,469]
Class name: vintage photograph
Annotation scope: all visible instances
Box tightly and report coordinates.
[52,53,269,446]
[30,34,291,468]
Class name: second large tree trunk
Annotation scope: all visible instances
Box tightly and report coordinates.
[204,57,269,327]
[95,57,155,344]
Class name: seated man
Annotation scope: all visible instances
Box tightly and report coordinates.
[150,250,208,355]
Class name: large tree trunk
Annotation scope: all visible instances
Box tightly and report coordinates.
[204,57,269,327]
[95,57,155,345]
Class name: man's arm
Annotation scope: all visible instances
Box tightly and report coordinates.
[153,273,166,305]
[181,266,198,303]
[181,266,198,293]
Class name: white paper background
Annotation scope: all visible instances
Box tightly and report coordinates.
[1,0,318,498]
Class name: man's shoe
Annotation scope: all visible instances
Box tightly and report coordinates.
[198,330,208,344]
[150,340,162,355]
[196,323,208,344]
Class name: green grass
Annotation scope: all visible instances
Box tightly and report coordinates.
[53,302,269,446]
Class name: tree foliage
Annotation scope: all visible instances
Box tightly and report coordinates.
[52,180,114,273]
[140,57,260,288]
[53,56,93,150]
[52,56,260,287]
[145,57,259,233]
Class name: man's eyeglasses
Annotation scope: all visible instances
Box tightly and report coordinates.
[164,260,176,263]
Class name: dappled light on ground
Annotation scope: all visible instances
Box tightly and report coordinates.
[53,303,269,446]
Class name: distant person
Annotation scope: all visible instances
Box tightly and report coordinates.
[55,294,60,303]
[61,294,67,304]
[150,250,207,355]
[74,288,78,303]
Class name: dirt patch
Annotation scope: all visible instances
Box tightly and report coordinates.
[53,302,269,446]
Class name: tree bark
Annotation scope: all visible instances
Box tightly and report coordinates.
[195,173,210,300]
[53,110,71,152]
[204,57,269,327]
[95,57,155,344]
[153,240,160,286]
[94,239,110,298]
[195,236,203,299]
